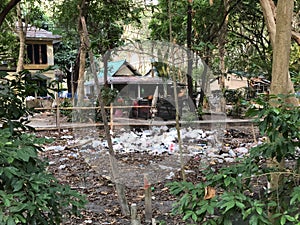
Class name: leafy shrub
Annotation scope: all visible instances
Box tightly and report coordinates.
[59,98,73,121]
[224,88,248,118]
[168,95,300,225]
[0,71,37,133]
[0,71,86,224]
[95,87,118,122]
[0,129,86,225]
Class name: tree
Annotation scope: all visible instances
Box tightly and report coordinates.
[53,0,142,215]
[77,0,87,104]
[16,2,25,72]
[0,71,86,224]
[259,0,299,200]
[260,0,299,105]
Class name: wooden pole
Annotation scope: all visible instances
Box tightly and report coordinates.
[110,103,114,131]
[130,203,140,225]
[55,93,61,132]
[144,174,152,222]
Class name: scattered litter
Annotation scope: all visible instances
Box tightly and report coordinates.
[45,145,65,151]
[165,172,175,179]
[58,165,66,170]
[68,153,78,159]
[92,140,102,148]
[60,135,73,139]
[43,126,254,167]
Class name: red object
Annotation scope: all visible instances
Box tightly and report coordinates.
[144,176,150,189]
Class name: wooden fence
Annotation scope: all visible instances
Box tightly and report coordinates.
[33,104,153,131]
[32,103,254,132]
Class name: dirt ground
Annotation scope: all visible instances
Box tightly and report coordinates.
[34,123,259,225]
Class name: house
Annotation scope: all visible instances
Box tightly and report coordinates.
[85,59,175,99]
[84,59,189,120]
[1,25,62,96]
[24,25,61,73]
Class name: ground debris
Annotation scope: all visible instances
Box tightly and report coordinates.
[35,126,259,224]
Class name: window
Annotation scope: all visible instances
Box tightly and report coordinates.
[26,44,47,64]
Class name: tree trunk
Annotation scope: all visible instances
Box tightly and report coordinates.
[16,3,25,73]
[260,2,298,220]
[259,0,276,48]
[77,31,86,105]
[80,17,98,95]
[80,15,130,216]
[260,0,300,46]
[270,0,298,105]
[187,1,195,110]
[77,0,86,105]
[218,0,229,112]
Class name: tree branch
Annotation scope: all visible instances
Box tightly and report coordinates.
[0,0,21,28]
[292,31,300,45]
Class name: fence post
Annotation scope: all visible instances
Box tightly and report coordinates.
[144,173,152,222]
[110,103,114,131]
[56,96,61,132]
[130,203,140,225]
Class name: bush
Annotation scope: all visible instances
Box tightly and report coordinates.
[95,87,118,122]
[60,98,73,118]
[167,95,300,225]
[0,71,86,224]
[224,88,248,118]
[0,129,86,224]
[0,71,35,133]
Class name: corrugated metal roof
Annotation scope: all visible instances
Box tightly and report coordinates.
[98,60,141,78]
[98,60,126,78]
[86,60,174,86]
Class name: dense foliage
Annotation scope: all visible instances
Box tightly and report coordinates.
[0,71,86,225]
[168,95,300,225]
[149,0,299,78]
[0,71,39,132]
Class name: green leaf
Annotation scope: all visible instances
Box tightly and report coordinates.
[273,108,280,115]
[224,177,231,186]
[183,210,195,221]
[290,188,300,205]
[224,218,232,225]
[285,215,296,222]
[13,180,24,192]
[223,201,235,213]
[15,214,26,223]
[249,215,258,225]
[280,216,286,225]
[207,205,214,214]
[243,208,252,220]
[4,197,11,207]
[256,207,263,215]
[7,216,16,225]
[4,167,19,179]
[191,211,198,222]
[236,201,245,210]
[10,204,27,213]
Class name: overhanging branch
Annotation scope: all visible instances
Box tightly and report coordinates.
[0,0,21,28]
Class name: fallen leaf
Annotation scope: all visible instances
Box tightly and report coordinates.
[204,186,216,200]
